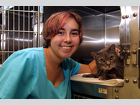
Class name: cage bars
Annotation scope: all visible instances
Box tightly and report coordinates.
[0,6,42,64]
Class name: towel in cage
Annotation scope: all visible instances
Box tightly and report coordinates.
[70,73,124,86]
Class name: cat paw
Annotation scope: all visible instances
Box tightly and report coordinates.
[82,74,90,78]
[99,76,106,80]
[82,74,96,78]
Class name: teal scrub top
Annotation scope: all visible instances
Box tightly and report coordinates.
[0,47,81,99]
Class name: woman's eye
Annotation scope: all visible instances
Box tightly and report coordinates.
[110,56,114,60]
[58,31,64,34]
[71,32,78,35]
[100,59,105,62]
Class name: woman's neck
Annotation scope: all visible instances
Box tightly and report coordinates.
[43,47,63,69]
[43,47,65,87]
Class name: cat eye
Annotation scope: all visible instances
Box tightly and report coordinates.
[110,56,114,60]
[100,59,105,62]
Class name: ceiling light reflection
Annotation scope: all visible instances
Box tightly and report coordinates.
[83,38,119,43]
[83,39,104,43]
[83,35,97,40]
[106,38,119,43]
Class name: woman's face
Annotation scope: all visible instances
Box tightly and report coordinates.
[49,18,80,59]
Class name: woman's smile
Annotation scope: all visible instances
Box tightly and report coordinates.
[60,45,73,50]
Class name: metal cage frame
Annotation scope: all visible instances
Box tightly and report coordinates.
[0,6,44,64]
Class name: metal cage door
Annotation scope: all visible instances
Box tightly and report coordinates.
[0,6,44,64]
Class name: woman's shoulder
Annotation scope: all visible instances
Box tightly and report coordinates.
[16,47,43,53]
[14,47,43,55]
[8,47,44,61]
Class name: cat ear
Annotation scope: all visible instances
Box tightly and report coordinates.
[108,44,115,51]
[91,52,98,59]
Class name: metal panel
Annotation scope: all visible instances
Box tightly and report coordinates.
[71,80,115,99]
[72,14,105,60]
[116,6,140,99]
[105,10,121,46]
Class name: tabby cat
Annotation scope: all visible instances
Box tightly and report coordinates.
[82,44,124,80]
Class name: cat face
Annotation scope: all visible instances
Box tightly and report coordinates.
[91,44,119,71]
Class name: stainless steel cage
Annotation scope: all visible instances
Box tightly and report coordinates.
[0,6,44,64]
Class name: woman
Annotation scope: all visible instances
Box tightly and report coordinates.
[0,11,97,99]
